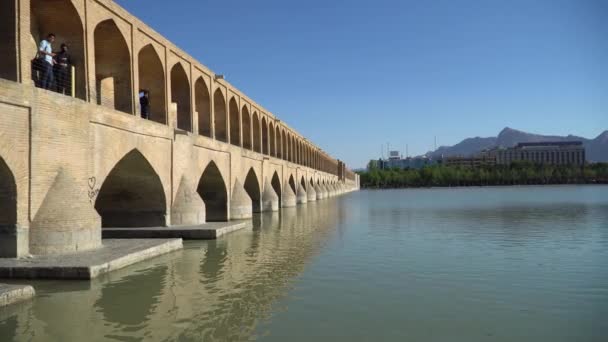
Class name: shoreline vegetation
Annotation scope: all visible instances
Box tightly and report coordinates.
[357,162,608,189]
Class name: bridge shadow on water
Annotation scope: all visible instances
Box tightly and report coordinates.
[0,197,346,342]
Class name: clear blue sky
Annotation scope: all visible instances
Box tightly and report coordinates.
[116,0,607,168]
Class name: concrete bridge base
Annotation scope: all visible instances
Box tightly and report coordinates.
[102,221,250,240]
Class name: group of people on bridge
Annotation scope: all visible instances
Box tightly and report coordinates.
[35,33,72,95]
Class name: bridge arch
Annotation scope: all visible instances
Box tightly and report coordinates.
[198,161,228,221]
[244,168,261,213]
[262,117,269,155]
[195,77,211,137]
[0,157,17,229]
[138,44,166,124]
[271,171,282,205]
[94,19,132,114]
[95,149,166,227]
[288,175,296,194]
[213,89,227,142]
[170,62,191,131]
[242,106,251,150]
[29,0,86,99]
[300,176,307,191]
[229,97,240,146]
[252,112,261,153]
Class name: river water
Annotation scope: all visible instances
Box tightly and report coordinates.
[1,185,607,341]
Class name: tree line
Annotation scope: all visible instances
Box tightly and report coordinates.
[358,162,608,188]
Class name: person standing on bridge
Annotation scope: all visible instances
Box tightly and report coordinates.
[38,33,56,90]
[54,43,72,95]
[140,90,150,119]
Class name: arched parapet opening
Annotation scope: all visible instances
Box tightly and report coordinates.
[213,89,227,142]
[195,77,211,137]
[262,117,269,155]
[244,168,261,213]
[170,62,191,131]
[269,122,276,157]
[1,0,17,81]
[29,0,86,99]
[252,112,261,153]
[94,19,133,114]
[242,106,252,150]
[282,130,287,160]
[229,97,240,146]
[138,44,166,124]
[276,126,282,159]
[95,149,166,227]
[198,161,228,221]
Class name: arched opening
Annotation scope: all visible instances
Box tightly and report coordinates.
[229,97,240,146]
[138,44,166,124]
[195,77,211,137]
[262,117,269,155]
[282,130,287,160]
[310,178,315,189]
[30,0,86,98]
[1,0,17,81]
[244,168,261,213]
[198,161,228,221]
[288,175,296,194]
[252,112,261,153]
[269,122,276,157]
[213,89,227,142]
[94,19,132,113]
[0,157,17,229]
[170,63,191,131]
[300,177,307,191]
[95,150,166,227]
[242,106,252,150]
[276,126,282,159]
[271,172,282,205]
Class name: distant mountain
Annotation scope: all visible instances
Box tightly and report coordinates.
[426,127,608,162]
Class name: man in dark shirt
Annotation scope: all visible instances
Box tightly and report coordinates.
[140,90,150,119]
[54,44,71,95]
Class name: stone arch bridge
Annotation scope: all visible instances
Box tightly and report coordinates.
[0,0,359,258]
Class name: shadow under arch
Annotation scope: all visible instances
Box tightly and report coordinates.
[300,176,307,191]
[0,157,17,228]
[288,175,296,194]
[138,44,166,124]
[271,172,282,205]
[198,161,228,221]
[30,0,86,99]
[244,168,261,213]
[95,150,166,227]
[94,19,132,113]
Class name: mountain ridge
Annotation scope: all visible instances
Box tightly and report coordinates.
[426,127,608,162]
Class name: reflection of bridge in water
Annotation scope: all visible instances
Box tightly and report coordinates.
[0,0,359,258]
[0,201,344,341]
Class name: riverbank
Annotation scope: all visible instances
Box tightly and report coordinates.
[358,162,608,189]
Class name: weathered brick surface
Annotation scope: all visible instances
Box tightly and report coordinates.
[0,0,359,257]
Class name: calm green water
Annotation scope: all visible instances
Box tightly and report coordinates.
[1,186,607,341]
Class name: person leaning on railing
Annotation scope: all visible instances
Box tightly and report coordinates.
[37,33,56,90]
[54,43,72,95]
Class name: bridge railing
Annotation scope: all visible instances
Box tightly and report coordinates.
[31,58,75,97]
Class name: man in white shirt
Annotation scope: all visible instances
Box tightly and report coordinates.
[38,33,56,90]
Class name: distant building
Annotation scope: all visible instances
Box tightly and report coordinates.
[442,155,497,167]
[368,151,437,170]
[496,141,585,166]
